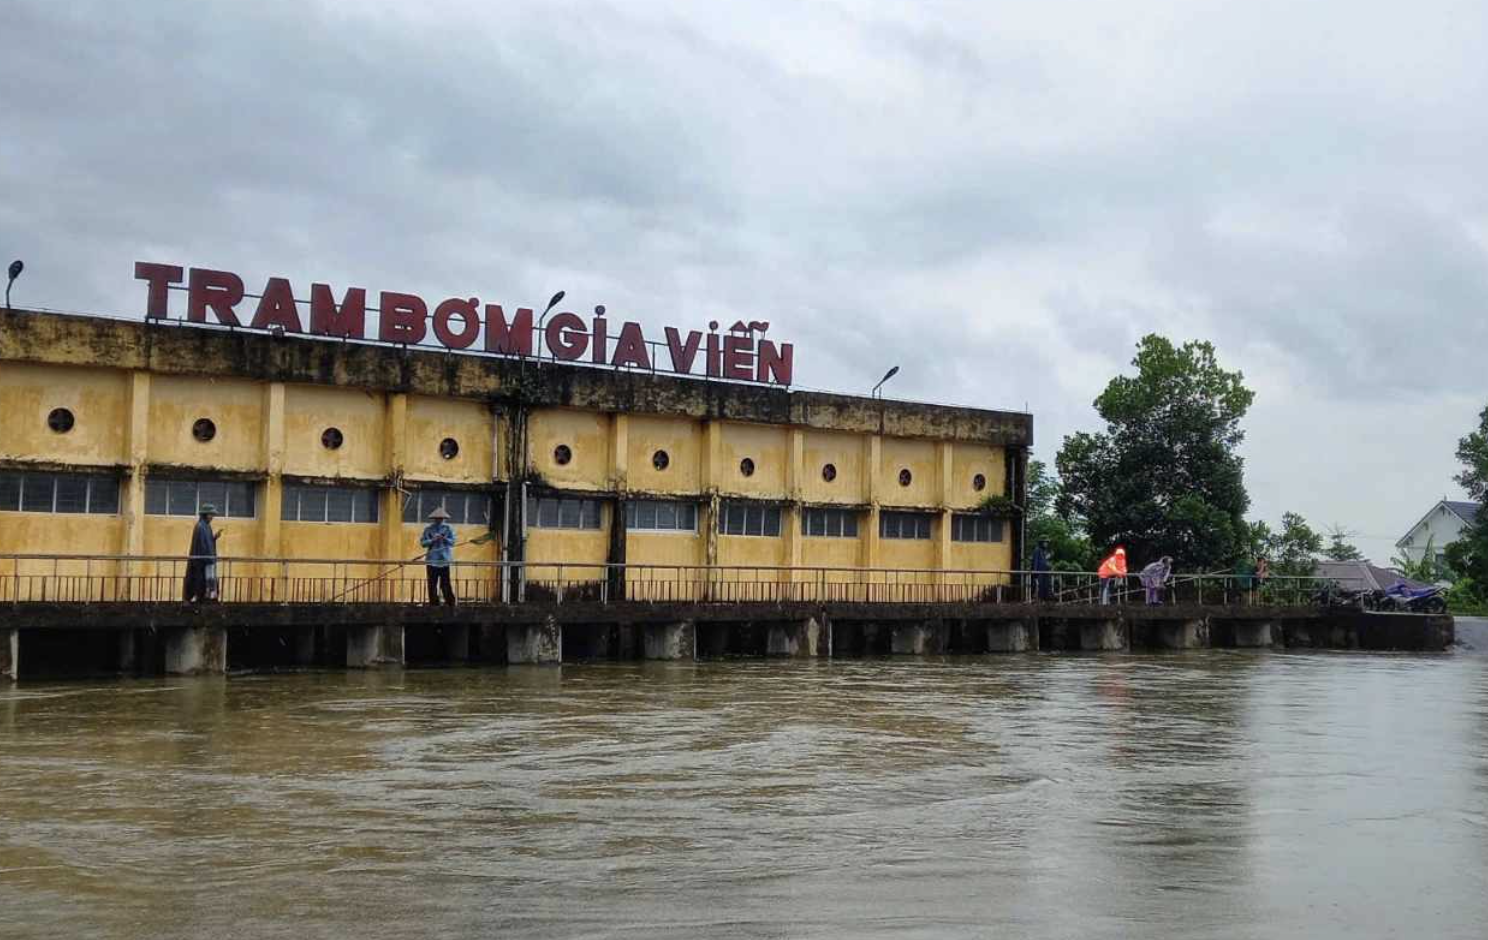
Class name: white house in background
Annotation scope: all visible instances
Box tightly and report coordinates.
[1395,499,1482,565]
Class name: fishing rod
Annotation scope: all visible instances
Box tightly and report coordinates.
[326,529,500,602]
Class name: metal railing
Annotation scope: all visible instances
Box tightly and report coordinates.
[0,553,1360,608]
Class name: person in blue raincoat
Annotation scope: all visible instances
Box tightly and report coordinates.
[183,503,221,603]
[1031,539,1054,602]
[421,506,457,606]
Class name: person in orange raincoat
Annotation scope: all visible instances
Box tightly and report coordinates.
[1098,546,1128,605]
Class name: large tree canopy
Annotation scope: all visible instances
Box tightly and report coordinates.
[1444,404,1488,601]
[1056,335,1254,569]
[1022,459,1095,572]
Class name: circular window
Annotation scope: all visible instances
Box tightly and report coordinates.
[822,463,837,482]
[652,449,670,471]
[898,468,912,487]
[321,427,344,450]
[47,408,75,433]
[972,473,986,492]
[440,438,459,460]
[553,444,572,466]
[192,418,216,443]
[739,457,755,478]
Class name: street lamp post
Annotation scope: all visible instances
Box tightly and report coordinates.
[871,365,900,399]
[6,260,23,311]
[535,290,566,360]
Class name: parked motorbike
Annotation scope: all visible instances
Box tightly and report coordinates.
[1376,584,1448,615]
[1313,584,1371,610]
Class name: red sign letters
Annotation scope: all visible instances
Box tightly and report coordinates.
[134,262,794,386]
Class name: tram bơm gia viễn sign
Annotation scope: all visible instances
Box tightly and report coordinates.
[133,261,794,386]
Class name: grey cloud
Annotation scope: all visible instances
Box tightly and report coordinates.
[3,0,1484,559]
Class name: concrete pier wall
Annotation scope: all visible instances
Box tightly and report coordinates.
[508,618,562,665]
[0,604,1457,679]
[1,627,16,681]
[644,621,695,661]
[164,626,227,676]
[347,624,404,668]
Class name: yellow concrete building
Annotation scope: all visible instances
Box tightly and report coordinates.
[0,309,1032,600]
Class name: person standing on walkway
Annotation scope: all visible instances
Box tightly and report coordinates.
[1032,539,1054,602]
[1098,546,1127,605]
[421,506,457,607]
[183,504,221,603]
[1140,556,1173,606]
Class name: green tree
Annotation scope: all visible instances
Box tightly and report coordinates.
[1056,335,1254,569]
[1392,536,1452,584]
[1323,526,1364,561]
[1022,459,1095,572]
[1445,404,1488,603]
[1265,511,1324,578]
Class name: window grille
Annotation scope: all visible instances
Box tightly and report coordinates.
[719,501,781,537]
[625,499,699,531]
[0,471,120,515]
[281,483,379,523]
[802,507,859,538]
[145,478,256,518]
[879,510,934,540]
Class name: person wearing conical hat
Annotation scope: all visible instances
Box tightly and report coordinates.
[183,503,223,603]
[1097,546,1127,605]
[420,506,457,607]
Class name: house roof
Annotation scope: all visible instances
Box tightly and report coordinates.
[1443,501,1483,525]
[1315,560,1430,592]
[1396,499,1483,546]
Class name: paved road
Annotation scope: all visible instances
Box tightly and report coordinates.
[1453,615,1488,652]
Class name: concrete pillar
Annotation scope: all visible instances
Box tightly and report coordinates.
[1079,619,1126,652]
[507,617,562,664]
[1232,620,1276,648]
[891,621,931,655]
[1155,619,1208,650]
[767,617,824,657]
[346,624,404,668]
[294,626,318,666]
[442,624,471,663]
[1,628,18,681]
[116,629,139,674]
[164,626,227,675]
[986,618,1035,653]
[644,621,695,661]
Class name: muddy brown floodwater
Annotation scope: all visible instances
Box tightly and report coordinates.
[2,651,1487,939]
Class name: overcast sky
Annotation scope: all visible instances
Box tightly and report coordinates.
[4,0,1485,561]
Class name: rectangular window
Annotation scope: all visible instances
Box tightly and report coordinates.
[281,483,380,523]
[401,488,494,526]
[951,514,1004,543]
[880,510,934,540]
[802,508,859,538]
[525,495,603,530]
[0,471,123,515]
[625,499,699,532]
[147,478,257,518]
[719,501,782,537]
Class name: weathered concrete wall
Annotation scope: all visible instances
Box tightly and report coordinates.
[164,625,227,675]
[508,617,562,664]
[643,621,696,660]
[346,624,404,668]
[1,627,17,680]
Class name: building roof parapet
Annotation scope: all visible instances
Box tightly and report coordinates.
[1,308,1033,448]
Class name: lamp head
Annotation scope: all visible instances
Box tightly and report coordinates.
[7,260,22,282]
[881,365,900,383]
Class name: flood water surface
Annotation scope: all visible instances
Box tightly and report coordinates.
[2,652,1486,939]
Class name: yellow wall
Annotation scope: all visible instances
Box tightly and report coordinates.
[282,385,384,480]
[879,438,937,508]
[0,363,128,468]
[148,375,264,472]
[799,430,864,505]
[529,408,611,490]
[951,444,1005,508]
[717,423,788,497]
[1,355,1023,586]
[625,415,701,494]
[405,396,493,484]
